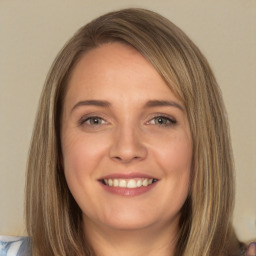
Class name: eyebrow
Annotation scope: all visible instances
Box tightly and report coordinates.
[71,99,184,113]
[71,100,111,112]
[145,100,184,111]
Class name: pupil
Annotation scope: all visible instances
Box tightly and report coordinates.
[92,118,99,124]
[157,117,164,124]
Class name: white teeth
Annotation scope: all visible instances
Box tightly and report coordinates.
[142,179,148,186]
[119,179,126,188]
[136,179,142,187]
[108,179,113,186]
[113,179,119,187]
[127,179,137,188]
[104,178,156,188]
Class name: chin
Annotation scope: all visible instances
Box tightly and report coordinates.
[84,209,159,232]
[98,209,175,232]
[103,219,156,231]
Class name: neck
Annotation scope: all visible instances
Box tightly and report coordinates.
[83,217,179,256]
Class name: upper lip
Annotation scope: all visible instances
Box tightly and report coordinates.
[98,173,158,180]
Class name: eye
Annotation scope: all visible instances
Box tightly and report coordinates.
[79,116,107,126]
[147,115,176,127]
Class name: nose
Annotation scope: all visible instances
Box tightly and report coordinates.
[109,125,147,164]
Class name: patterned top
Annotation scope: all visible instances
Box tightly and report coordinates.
[0,236,30,256]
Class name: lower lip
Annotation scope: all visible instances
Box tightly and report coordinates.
[99,182,158,197]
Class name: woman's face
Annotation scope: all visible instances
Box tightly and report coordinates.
[61,43,192,233]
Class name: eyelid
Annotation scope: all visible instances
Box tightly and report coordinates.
[77,113,176,127]
[146,114,177,126]
[78,114,108,126]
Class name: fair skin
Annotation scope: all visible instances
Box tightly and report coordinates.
[61,43,192,256]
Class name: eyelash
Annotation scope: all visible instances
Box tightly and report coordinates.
[78,114,177,128]
[147,115,177,127]
[78,116,107,126]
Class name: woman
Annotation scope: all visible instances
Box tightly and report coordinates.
[1,8,255,256]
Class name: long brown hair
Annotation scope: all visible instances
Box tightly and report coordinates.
[25,8,242,255]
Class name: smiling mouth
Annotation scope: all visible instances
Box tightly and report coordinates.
[101,178,158,188]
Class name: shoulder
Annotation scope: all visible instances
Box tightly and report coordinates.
[0,236,30,256]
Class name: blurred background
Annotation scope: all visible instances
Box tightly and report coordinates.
[0,0,255,241]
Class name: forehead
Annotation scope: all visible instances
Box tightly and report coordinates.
[68,43,160,88]
[64,43,182,108]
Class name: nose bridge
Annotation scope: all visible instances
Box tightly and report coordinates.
[109,121,147,163]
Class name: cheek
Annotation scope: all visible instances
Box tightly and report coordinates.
[62,132,108,176]
[153,131,192,173]
[61,133,109,212]
[154,133,192,201]
[61,136,92,198]
[61,131,113,201]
